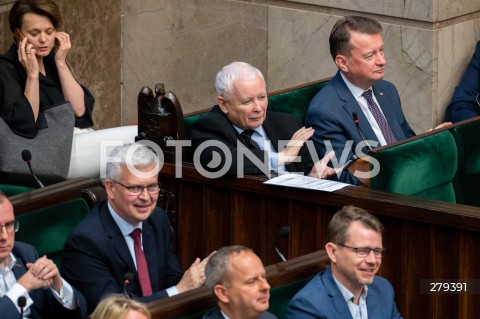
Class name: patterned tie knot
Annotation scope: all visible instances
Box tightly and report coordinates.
[361,89,397,144]
[362,89,373,100]
[130,228,141,242]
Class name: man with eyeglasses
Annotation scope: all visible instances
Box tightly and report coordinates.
[61,143,213,314]
[0,191,87,318]
[286,205,402,319]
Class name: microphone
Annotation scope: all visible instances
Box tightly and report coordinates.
[18,296,26,318]
[123,272,134,299]
[352,112,373,151]
[21,149,45,188]
[274,226,290,262]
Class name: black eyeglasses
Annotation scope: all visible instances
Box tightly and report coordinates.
[111,180,161,195]
[337,243,385,258]
[0,220,19,233]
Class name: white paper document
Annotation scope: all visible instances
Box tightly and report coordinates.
[264,173,350,192]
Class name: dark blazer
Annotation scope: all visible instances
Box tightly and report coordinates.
[0,44,94,138]
[305,71,415,184]
[446,40,480,122]
[0,242,86,319]
[285,266,402,319]
[61,201,184,313]
[191,105,314,177]
[202,307,278,319]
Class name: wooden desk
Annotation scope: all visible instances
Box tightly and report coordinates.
[159,162,480,318]
[147,250,330,319]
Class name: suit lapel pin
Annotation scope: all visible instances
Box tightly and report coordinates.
[379,92,384,96]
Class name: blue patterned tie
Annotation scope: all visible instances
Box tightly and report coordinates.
[362,89,397,144]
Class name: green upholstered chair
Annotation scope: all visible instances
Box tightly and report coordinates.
[184,112,208,138]
[369,130,458,202]
[267,80,328,124]
[15,198,90,267]
[268,275,313,318]
[1,184,34,197]
[450,119,480,207]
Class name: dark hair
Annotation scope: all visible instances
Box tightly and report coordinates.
[329,16,383,60]
[327,205,384,244]
[9,0,63,33]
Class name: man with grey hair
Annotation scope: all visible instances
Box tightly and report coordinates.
[191,61,338,178]
[286,206,402,318]
[61,143,212,314]
[203,245,277,319]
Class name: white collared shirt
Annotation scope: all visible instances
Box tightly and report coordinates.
[340,73,388,146]
[234,125,287,174]
[107,202,178,296]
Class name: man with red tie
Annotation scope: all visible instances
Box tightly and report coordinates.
[61,144,212,314]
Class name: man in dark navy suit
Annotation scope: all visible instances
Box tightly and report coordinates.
[191,61,338,179]
[61,144,213,313]
[446,40,480,122]
[0,191,86,319]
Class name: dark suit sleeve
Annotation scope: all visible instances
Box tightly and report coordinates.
[306,98,362,185]
[446,41,480,122]
[0,242,86,319]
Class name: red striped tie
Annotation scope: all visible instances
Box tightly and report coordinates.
[130,228,153,296]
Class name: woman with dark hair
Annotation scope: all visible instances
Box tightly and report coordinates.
[0,0,94,138]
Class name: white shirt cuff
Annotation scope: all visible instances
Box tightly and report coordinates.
[166,285,179,297]
[49,278,77,309]
[6,283,33,313]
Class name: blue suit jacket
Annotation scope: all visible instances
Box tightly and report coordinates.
[285,267,402,319]
[202,307,278,319]
[305,71,415,184]
[0,242,86,319]
[61,201,184,313]
[446,40,480,122]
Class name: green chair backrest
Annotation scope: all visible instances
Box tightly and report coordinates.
[184,112,208,138]
[370,130,458,202]
[450,119,480,207]
[15,198,89,267]
[1,184,34,197]
[268,275,313,318]
[267,81,328,124]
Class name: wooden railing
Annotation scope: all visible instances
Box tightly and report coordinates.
[10,177,105,215]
